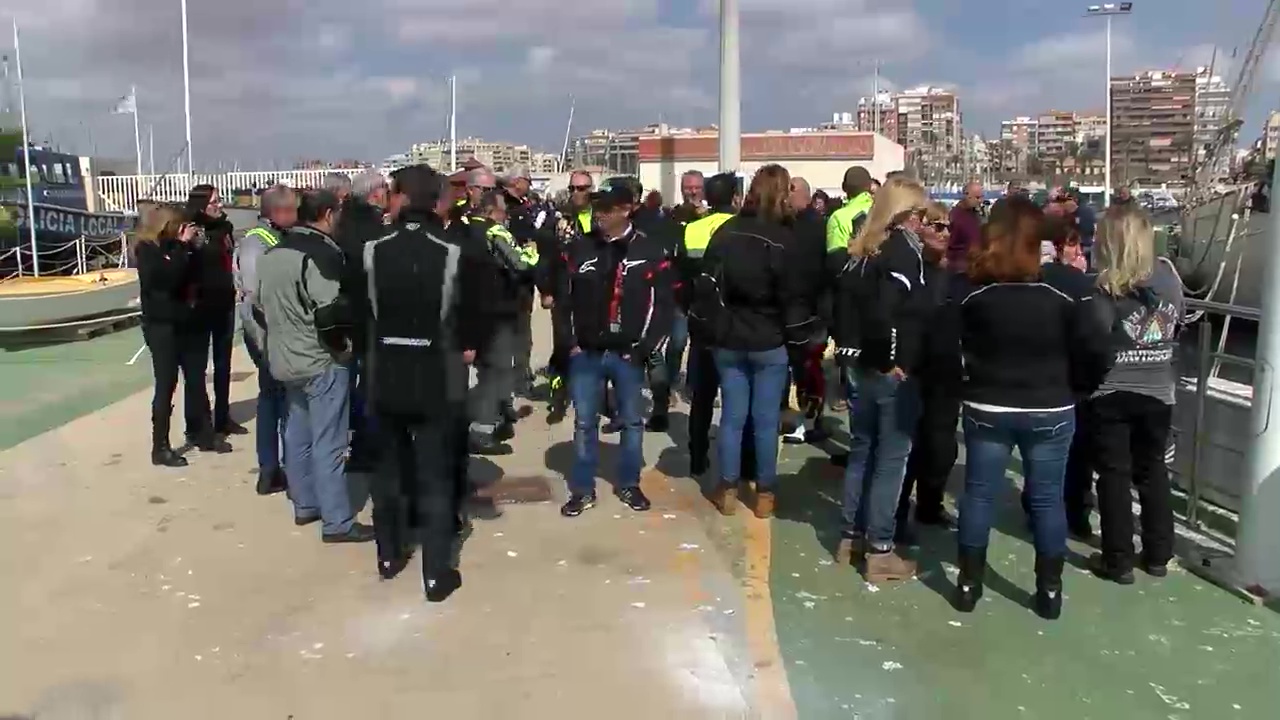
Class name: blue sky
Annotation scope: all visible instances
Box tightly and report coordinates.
[2,0,1277,170]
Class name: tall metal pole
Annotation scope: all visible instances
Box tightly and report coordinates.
[872,60,880,136]
[449,75,457,172]
[1104,15,1113,207]
[1236,154,1280,598]
[148,124,155,175]
[131,85,143,177]
[13,20,38,277]
[718,0,741,173]
[181,0,194,175]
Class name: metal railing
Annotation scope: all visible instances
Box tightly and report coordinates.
[1180,298,1258,529]
[94,169,379,215]
[1,234,130,280]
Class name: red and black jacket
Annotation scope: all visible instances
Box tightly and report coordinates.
[553,225,674,361]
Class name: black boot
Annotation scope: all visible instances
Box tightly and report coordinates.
[151,408,188,468]
[953,545,986,613]
[1034,553,1065,620]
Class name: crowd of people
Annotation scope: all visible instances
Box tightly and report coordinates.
[131,160,1184,616]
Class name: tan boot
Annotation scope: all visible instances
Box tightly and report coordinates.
[835,535,865,566]
[707,485,737,516]
[863,549,917,583]
[754,491,776,519]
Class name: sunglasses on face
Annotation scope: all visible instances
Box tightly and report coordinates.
[928,221,950,231]
[570,184,592,192]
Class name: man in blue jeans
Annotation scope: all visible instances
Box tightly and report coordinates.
[256,188,373,543]
[234,184,296,495]
[554,186,675,517]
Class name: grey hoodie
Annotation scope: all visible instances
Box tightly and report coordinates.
[233,218,282,349]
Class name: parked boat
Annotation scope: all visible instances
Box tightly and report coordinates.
[0,268,139,331]
[1174,184,1266,314]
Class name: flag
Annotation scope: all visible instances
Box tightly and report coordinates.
[112,92,136,115]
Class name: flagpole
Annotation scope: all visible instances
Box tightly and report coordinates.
[131,85,143,176]
[13,20,38,277]
[180,0,193,175]
[449,74,457,172]
[148,124,155,175]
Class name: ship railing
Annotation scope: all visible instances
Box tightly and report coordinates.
[95,169,382,215]
[3,234,131,278]
[1174,298,1257,538]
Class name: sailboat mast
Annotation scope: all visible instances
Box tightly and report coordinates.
[13,20,38,277]
[560,95,575,171]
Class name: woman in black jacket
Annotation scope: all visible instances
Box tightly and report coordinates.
[134,205,227,465]
[950,196,1112,620]
[835,177,930,583]
[186,184,246,440]
[692,165,815,519]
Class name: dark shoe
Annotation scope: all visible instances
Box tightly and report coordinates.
[425,568,462,602]
[1034,554,1066,620]
[322,522,376,543]
[493,421,515,442]
[217,420,250,436]
[954,545,987,613]
[377,551,412,580]
[601,419,624,434]
[150,446,188,468]
[915,507,954,530]
[1088,552,1135,585]
[829,452,849,468]
[547,402,567,425]
[501,403,520,424]
[294,513,321,527]
[645,414,669,433]
[1140,559,1169,578]
[195,432,232,454]
[560,493,597,517]
[468,433,512,456]
[255,468,287,495]
[893,524,919,548]
[618,486,652,512]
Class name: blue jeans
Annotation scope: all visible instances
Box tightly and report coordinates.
[713,346,789,490]
[958,405,1075,556]
[841,369,919,547]
[244,336,288,472]
[284,365,355,535]
[569,351,646,495]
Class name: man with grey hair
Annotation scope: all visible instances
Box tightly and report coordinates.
[335,170,391,472]
[323,172,353,203]
[465,167,498,209]
[235,184,297,495]
[670,170,706,225]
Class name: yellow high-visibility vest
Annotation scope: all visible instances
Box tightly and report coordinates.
[825,191,874,253]
[682,212,733,258]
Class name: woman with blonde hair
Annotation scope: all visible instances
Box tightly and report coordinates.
[834,177,930,583]
[691,164,816,519]
[1084,203,1184,585]
[134,204,226,466]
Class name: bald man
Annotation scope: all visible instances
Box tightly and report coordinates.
[789,176,812,212]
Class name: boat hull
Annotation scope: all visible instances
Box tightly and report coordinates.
[0,269,140,331]
[1175,186,1266,315]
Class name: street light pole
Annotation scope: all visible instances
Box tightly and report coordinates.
[1085,3,1133,208]
[718,0,741,173]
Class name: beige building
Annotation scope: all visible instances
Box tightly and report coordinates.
[1110,70,1198,184]
[636,130,904,201]
[892,86,964,183]
[1264,111,1280,160]
[409,138,534,174]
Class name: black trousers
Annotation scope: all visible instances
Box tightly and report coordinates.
[193,310,235,429]
[1063,404,1095,525]
[687,342,757,479]
[1085,391,1175,571]
[143,320,209,445]
[897,383,960,524]
[372,410,466,582]
[513,295,534,389]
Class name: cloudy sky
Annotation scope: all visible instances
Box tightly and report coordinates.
[0,0,1276,171]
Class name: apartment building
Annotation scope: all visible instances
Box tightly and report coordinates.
[565,125,690,176]
[854,92,898,139]
[1110,70,1198,184]
[1000,116,1038,150]
[1075,114,1107,144]
[409,138,534,174]
[1036,110,1077,164]
[1194,66,1232,177]
[893,86,964,182]
[1264,111,1280,160]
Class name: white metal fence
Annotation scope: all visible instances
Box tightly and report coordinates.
[94,169,375,215]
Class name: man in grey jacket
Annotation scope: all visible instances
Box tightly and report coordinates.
[235,184,295,496]
[256,188,374,544]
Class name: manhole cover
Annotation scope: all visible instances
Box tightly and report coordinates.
[475,475,554,504]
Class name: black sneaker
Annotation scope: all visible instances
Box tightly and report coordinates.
[195,433,233,454]
[322,522,376,544]
[255,468,287,496]
[601,419,624,434]
[1140,559,1169,578]
[1088,552,1135,585]
[560,493,597,517]
[217,420,250,436]
[425,568,462,602]
[151,447,188,468]
[645,414,669,433]
[493,421,515,442]
[377,550,412,580]
[468,433,513,456]
[294,513,320,527]
[618,486,652,512]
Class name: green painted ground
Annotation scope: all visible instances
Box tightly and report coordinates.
[769,446,1280,720]
[0,326,153,451]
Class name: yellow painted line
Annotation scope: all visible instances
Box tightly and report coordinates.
[643,469,797,719]
[742,510,798,720]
